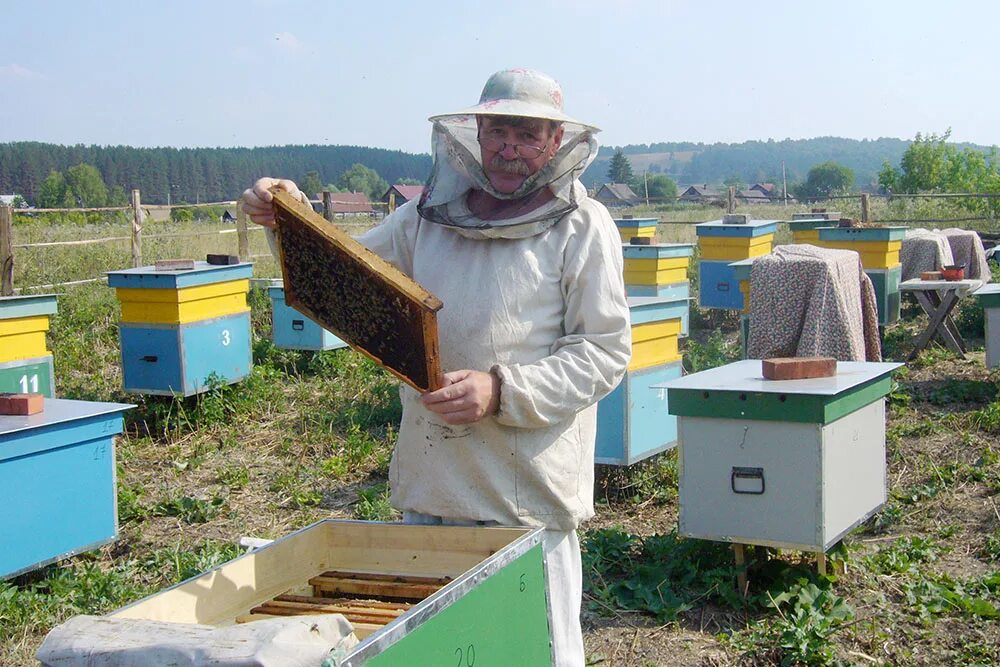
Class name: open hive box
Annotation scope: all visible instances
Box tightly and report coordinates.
[270,189,443,392]
[52,520,552,666]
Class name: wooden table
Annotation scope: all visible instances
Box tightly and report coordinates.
[900,278,984,360]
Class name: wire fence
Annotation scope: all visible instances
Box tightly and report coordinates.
[2,188,998,295]
[0,189,387,295]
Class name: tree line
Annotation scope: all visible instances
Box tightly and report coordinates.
[0,143,432,206]
[584,136,996,192]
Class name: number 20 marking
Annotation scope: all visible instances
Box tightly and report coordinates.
[454,644,476,666]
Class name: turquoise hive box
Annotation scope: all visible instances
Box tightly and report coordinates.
[0,294,58,397]
[596,295,686,465]
[268,285,348,351]
[1,398,134,579]
[107,262,254,396]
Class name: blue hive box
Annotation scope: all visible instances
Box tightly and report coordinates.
[596,360,683,465]
[699,259,746,310]
[268,286,348,351]
[1,398,134,579]
[107,262,254,396]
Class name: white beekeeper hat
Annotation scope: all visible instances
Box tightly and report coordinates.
[429,68,600,132]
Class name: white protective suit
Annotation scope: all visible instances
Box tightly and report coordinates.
[358,181,631,531]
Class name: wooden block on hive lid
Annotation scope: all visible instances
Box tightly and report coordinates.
[920,270,943,281]
[0,392,44,415]
[154,259,196,271]
[206,253,240,265]
[761,357,837,381]
[270,188,444,392]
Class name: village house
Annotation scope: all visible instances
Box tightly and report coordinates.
[594,183,640,208]
[381,184,425,211]
[325,191,375,218]
[678,185,719,203]
[749,183,777,198]
[737,189,771,204]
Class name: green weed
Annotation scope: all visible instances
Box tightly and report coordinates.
[927,379,997,406]
[683,329,739,373]
[216,465,250,489]
[353,483,399,521]
[142,541,244,584]
[729,579,854,667]
[974,400,1000,434]
[596,452,678,505]
[583,528,752,622]
[0,561,148,636]
[151,495,225,524]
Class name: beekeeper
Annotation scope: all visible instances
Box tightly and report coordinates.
[242,68,630,666]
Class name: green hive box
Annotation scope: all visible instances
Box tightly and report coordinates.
[42,520,554,666]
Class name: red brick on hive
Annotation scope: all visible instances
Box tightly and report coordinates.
[0,393,44,415]
[270,188,444,392]
[761,357,837,381]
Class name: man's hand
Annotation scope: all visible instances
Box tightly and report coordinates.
[420,370,500,425]
[240,177,303,228]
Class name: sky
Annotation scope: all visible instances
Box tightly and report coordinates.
[2,0,998,155]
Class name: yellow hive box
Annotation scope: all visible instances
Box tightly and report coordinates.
[738,280,751,314]
[623,257,690,285]
[699,234,775,261]
[792,230,821,244]
[617,226,655,243]
[0,315,51,363]
[815,240,901,270]
[630,319,682,371]
[116,279,251,325]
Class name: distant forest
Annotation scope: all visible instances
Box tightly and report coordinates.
[585,136,994,191]
[0,143,432,205]
[2,135,993,205]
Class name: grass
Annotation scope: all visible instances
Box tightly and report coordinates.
[3,209,1000,666]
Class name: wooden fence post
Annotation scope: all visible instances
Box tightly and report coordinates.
[860,193,871,224]
[323,191,333,221]
[130,189,143,268]
[727,186,736,214]
[388,192,396,214]
[0,205,13,296]
[236,202,250,262]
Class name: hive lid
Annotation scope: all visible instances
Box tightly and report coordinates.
[0,398,135,440]
[0,294,58,319]
[106,262,254,289]
[695,219,779,237]
[652,359,903,424]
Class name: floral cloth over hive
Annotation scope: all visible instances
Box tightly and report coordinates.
[901,229,955,281]
[747,244,881,362]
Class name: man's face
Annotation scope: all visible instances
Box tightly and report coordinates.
[477,116,564,194]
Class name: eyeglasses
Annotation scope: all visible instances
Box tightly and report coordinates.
[477,133,549,159]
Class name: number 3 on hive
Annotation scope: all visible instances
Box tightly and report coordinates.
[220,329,231,346]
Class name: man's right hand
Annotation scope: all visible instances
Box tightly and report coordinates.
[240,178,302,229]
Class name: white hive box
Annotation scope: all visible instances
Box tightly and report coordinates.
[657,360,902,552]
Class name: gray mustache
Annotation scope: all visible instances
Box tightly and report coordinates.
[489,155,531,176]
